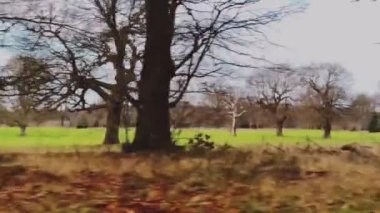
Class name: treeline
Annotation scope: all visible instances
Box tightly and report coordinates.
[172,94,375,132]
[0,91,376,135]
[0,59,379,140]
[0,107,108,129]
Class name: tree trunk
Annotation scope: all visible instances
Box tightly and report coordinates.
[60,113,65,127]
[132,0,174,151]
[323,118,332,139]
[231,115,237,136]
[248,119,253,129]
[20,125,26,137]
[276,120,284,137]
[103,100,122,145]
[122,102,130,144]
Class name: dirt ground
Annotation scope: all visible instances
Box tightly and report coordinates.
[1,144,380,213]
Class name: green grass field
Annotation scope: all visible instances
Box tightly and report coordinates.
[1,127,380,150]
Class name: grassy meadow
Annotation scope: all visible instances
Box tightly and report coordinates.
[1,127,380,150]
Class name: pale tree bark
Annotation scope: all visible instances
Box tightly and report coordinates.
[231,113,237,136]
[230,110,245,136]
[206,84,245,136]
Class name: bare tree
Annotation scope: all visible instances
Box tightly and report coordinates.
[243,97,267,129]
[248,66,299,136]
[300,63,352,138]
[170,101,193,129]
[0,0,145,144]
[206,84,245,136]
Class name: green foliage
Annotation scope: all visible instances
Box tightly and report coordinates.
[170,128,182,145]
[186,133,215,153]
[217,143,234,152]
[368,112,380,133]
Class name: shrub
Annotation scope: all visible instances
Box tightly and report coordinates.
[170,128,182,145]
[186,133,215,154]
[368,112,380,133]
[76,115,89,129]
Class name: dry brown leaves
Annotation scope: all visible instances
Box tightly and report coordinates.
[0,144,380,212]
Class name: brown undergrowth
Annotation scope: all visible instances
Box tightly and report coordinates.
[1,144,380,212]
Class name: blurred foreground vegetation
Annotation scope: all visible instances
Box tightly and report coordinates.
[1,144,380,212]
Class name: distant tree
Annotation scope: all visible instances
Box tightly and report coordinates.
[350,94,375,130]
[30,109,62,126]
[248,66,299,136]
[57,102,69,127]
[301,63,352,138]
[368,112,380,133]
[241,97,265,129]
[293,103,322,129]
[183,101,228,128]
[170,101,194,129]
[0,102,8,125]
[3,56,51,136]
[206,84,245,136]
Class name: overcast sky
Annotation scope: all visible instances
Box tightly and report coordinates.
[0,0,379,95]
[263,0,380,95]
